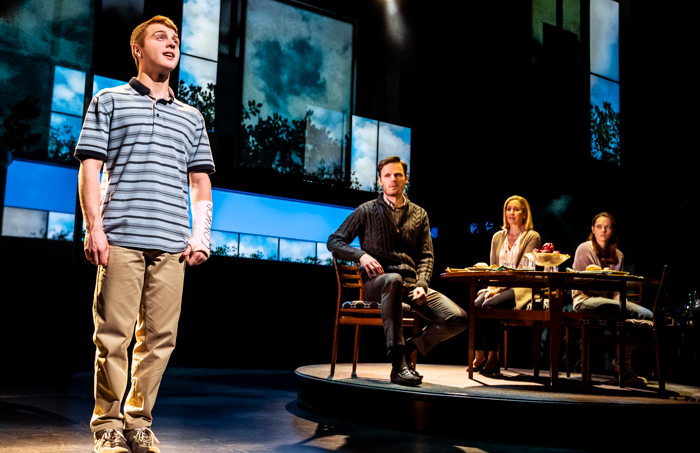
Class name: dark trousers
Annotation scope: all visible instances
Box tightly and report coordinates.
[473,289,516,352]
[363,273,468,355]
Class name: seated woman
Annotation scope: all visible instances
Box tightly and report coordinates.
[572,212,652,381]
[472,195,540,375]
[572,212,652,319]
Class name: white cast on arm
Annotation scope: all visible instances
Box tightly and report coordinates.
[189,200,213,257]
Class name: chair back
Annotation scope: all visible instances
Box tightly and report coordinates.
[651,265,670,329]
[333,253,364,303]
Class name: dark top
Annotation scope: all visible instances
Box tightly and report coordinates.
[327,193,434,290]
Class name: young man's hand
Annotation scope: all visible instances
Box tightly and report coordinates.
[359,253,384,278]
[183,245,207,266]
[84,228,109,266]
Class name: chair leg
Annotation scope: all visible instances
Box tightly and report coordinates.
[565,325,570,378]
[655,339,665,393]
[532,321,542,378]
[331,321,340,376]
[503,327,509,370]
[618,343,625,388]
[581,325,588,389]
[412,318,420,367]
[352,325,362,375]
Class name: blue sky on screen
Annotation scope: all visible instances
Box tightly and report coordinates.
[304,105,345,176]
[4,160,78,214]
[242,0,353,125]
[51,66,85,116]
[590,74,619,112]
[179,54,217,90]
[47,211,75,240]
[211,188,358,245]
[93,75,126,97]
[316,243,332,264]
[182,0,220,61]
[351,115,379,192]
[210,230,239,256]
[280,238,316,262]
[239,234,278,259]
[378,122,411,171]
[590,0,619,81]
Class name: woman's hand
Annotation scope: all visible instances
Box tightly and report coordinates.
[484,287,506,299]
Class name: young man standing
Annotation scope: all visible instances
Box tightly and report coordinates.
[327,156,468,386]
[75,16,215,453]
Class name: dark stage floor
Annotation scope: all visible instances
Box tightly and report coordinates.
[0,366,695,452]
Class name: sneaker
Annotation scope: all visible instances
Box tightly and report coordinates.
[94,428,130,453]
[125,427,161,453]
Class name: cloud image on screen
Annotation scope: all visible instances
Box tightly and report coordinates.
[239,0,353,186]
[239,234,278,260]
[280,238,317,264]
[378,121,411,172]
[51,66,86,116]
[351,116,379,192]
[182,0,221,62]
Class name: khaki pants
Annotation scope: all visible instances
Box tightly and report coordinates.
[90,245,186,432]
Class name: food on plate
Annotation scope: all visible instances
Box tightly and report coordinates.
[474,262,489,268]
[586,264,602,272]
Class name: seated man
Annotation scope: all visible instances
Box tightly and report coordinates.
[327,155,468,386]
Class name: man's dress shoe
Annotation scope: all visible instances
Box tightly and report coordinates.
[405,357,423,379]
[390,367,422,386]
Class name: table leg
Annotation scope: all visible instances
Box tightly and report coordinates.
[549,287,563,388]
[620,281,627,316]
[468,283,476,380]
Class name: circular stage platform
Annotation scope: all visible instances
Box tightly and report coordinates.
[296,364,699,446]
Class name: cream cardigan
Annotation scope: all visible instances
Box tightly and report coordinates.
[489,229,541,309]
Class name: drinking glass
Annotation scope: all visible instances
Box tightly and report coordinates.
[520,256,535,270]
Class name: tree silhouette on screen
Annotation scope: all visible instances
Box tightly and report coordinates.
[178,80,216,131]
[590,101,620,164]
[238,101,360,189]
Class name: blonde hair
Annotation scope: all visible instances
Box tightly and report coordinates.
[130,16,179,70]
[501,195,534,231]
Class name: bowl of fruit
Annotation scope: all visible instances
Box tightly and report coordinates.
[530,243,570,269]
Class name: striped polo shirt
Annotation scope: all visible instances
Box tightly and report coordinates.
[75,78,215,253]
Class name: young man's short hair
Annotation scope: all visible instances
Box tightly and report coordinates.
[377,155,408,176]
[130,15,179,70]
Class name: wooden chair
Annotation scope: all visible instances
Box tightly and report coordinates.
[330,254,420,376]
[563,279,657,384]
[499,287,564,374]
[481,287,551,377]
[581,265,669,392]
[500,287,634,377]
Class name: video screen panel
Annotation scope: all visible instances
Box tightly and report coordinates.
[239,0,354,186]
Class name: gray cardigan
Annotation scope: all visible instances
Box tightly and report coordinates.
[572,241,624,307]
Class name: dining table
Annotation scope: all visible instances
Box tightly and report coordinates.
[440,269,659,387]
